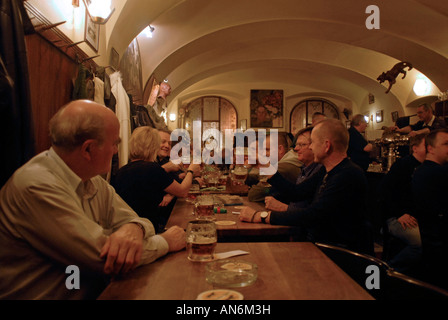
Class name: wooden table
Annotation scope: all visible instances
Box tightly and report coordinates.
[166,197,300,241]
[98,242,373,300]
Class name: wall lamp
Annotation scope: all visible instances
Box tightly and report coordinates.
[82,0,115,24]
[142,25,155,38]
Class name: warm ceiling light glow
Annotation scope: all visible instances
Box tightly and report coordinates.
[88,0,111,18]
[83,0,115,24]
[169,113,177,122]
[413,74,431,96]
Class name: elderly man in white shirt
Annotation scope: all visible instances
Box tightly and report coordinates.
[0,100,185,299]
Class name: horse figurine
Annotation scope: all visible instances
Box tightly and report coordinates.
[377,61,413,94]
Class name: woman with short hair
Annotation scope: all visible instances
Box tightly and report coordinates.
[112,127,199,232]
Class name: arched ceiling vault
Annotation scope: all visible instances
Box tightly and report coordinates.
[107,0,448,116]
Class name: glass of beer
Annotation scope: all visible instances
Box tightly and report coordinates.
[194,195,214,220]
[233,165,248,185]
[186,220,217,262]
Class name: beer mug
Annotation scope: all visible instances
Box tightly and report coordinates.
[232,165,248,185]
[194,195,214,220]
[186,220,217,262]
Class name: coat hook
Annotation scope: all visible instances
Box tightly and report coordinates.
[35,21,66,31]
[58,40,85,48]
[81,55,100,62]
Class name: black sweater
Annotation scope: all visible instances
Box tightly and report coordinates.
[268,158,370,253]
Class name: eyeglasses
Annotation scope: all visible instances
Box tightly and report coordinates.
[295,143,310,149]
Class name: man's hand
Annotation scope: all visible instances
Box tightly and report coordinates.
[160,226,186,252]
[159,194,175,207]
[100,223,144,275]
[239,206,257,223]
[398,214,418,230]
[264,196,288,212]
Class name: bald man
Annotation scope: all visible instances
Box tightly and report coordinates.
[240,119,372,253]
[0,100,185,299]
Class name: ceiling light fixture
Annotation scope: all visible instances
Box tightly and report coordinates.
[413,74,431,96]
[82,0,115,24]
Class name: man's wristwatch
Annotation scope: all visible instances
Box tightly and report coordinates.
[260,211,269,224]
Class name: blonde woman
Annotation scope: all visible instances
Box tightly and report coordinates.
[112,127,200,232]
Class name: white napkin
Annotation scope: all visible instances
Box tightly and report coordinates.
[214,250,249,260]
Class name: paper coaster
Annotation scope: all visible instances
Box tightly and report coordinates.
[214,250,249,260]
[197,289,244,300]
[215,220,236,226]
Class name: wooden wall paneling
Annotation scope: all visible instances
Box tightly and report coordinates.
[26,33,78,154]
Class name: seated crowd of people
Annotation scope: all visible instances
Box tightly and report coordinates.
[0,100,447,299]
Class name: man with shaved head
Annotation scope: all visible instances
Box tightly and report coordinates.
[0,100,185,299]
[240,119,372,253]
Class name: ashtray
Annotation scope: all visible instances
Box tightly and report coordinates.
[205,259,258,288]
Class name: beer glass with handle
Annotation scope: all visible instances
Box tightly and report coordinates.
[194,195,214,220]
[186,220,217,262]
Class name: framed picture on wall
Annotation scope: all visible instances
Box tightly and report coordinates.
[85,10,100,52]
[376,110,384,123]
[109,47,119,71]
[391,111,399,123]
[250,89,283,128]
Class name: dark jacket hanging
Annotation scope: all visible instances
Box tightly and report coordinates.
[0,0,35,188]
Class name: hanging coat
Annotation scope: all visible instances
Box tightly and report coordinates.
[110,71,130,168]
[93,76,105,106]
[0,0,35,188]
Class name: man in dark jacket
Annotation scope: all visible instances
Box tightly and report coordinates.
[347,114,373,171]
[380,133,426,273]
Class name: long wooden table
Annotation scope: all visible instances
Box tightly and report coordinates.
[165,197,300,241]
[98,242,373,300]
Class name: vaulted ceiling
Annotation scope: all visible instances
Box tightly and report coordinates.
[106,0,448,119]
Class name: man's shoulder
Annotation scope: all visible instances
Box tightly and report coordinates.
[413,160,443,179]
[416,160,441,170]
[278,153,302,174]
[335,159,366,180]
[410,120,424,129]
[391,154,419,169]
[279,150,302,167]
[433,117,447,129]
[9,151,59,189]
[348,126,362,137]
